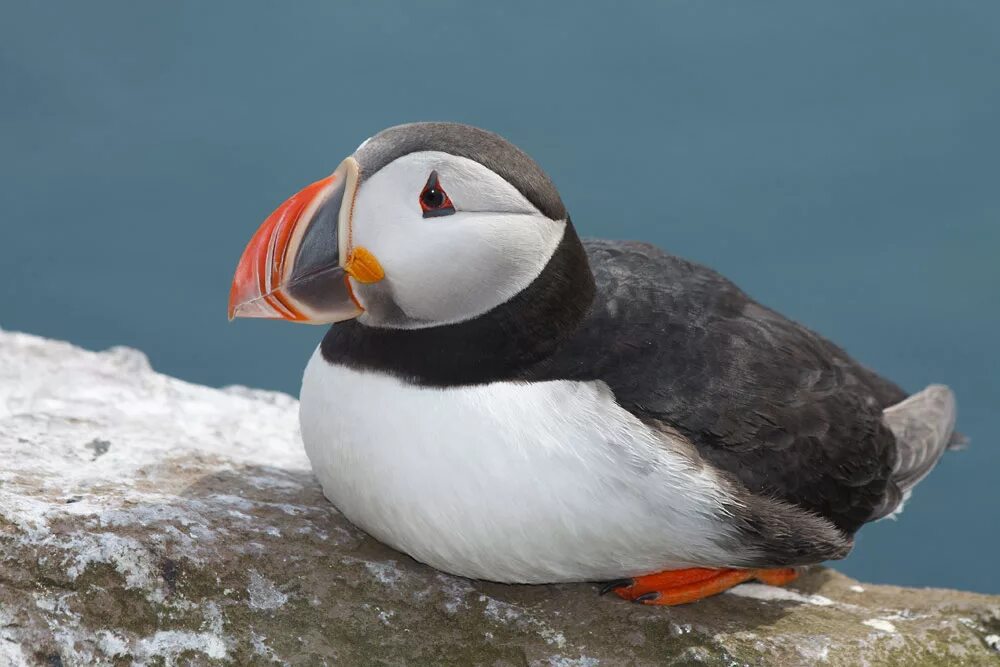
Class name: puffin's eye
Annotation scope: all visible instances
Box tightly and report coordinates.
[419,171,455,218]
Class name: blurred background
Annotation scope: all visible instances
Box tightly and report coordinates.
[2,1,997,593]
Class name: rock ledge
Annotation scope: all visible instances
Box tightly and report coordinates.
[1,331,998,666]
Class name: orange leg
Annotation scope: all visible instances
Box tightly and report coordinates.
[602,567,799,605]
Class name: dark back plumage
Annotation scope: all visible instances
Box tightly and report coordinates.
[529,240,908,534]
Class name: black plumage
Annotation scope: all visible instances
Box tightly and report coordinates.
[530,239,905,536]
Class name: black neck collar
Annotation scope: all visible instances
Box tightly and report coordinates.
[320,222,595,386]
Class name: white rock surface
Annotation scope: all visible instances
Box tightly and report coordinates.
[1,330,998,666]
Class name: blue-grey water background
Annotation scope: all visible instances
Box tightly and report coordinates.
[2,2,998,593]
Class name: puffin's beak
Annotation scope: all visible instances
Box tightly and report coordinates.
[228,157,383,323]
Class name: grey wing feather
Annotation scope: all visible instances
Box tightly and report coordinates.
[870,384,958,520]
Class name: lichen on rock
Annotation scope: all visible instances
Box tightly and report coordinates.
[1,330,998,666]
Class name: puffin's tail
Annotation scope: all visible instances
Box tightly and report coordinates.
[870,384,959,521]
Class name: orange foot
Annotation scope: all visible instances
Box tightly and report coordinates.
[601,567,799,606]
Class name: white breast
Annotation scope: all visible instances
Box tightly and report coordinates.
[299,348,739,583]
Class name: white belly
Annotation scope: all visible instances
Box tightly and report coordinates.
[299,348,736,583]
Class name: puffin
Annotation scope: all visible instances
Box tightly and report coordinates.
[228,122,960,605]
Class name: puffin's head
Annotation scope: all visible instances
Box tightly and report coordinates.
[229,122,582,330]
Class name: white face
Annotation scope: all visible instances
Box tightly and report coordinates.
[348,150,566,328]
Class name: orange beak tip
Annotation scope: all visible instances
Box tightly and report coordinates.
[229,158,364,324]
[227,175,336,322]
